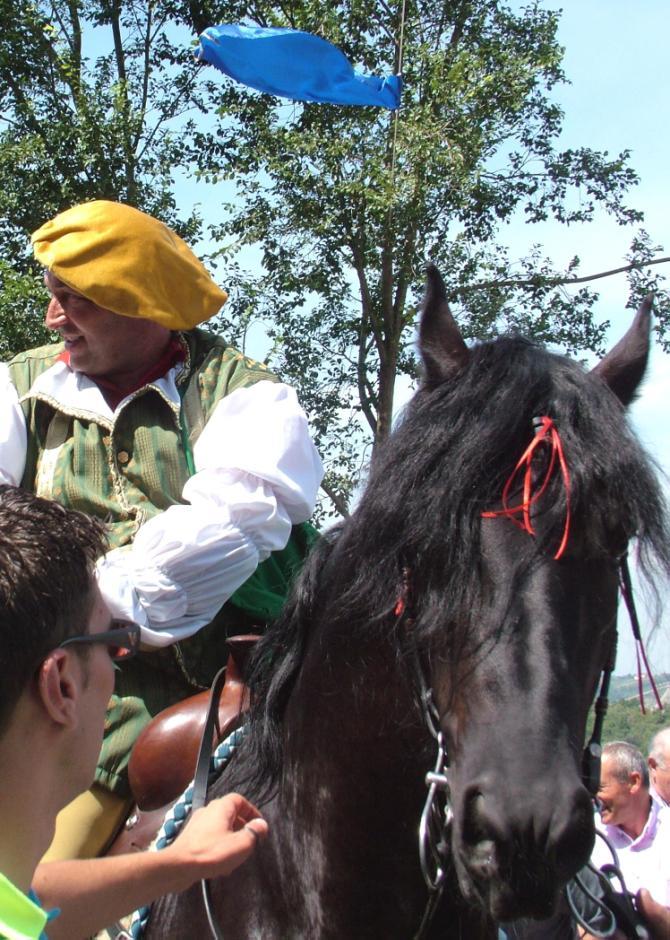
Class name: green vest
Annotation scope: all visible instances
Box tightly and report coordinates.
[9,330,317,794]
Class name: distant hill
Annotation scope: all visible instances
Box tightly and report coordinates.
[589,674,669,753]
[609,673,670,703]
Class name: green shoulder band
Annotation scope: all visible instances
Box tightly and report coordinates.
[0,874,48,940]
[227,521,320,623]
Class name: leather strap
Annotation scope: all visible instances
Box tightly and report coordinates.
[192,664,228,812]
[191,665,228,940]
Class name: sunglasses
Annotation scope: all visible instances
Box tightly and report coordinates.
[57,621,141,662]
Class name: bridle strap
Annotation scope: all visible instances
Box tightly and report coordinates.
[192,665,228,940]
[618,553,663,713]
[397,598,451,940]
[581,553,664,797]
[411,644,452,940]
[582,636,616,798]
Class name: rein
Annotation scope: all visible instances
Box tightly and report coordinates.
[192,666,228,940]
[618,553,663,713]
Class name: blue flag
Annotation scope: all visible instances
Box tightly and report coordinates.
[196,24,402,110]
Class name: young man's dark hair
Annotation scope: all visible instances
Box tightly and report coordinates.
[0,484,105,729]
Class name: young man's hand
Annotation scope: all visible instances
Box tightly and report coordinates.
[163,792,268,880]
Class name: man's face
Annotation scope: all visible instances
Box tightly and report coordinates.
[597,756,635,828]
[649,747,670,804]
[44,272,169,385]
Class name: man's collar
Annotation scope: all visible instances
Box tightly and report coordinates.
[57,336,186,410]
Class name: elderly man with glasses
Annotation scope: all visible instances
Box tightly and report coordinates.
[0,485,267,940]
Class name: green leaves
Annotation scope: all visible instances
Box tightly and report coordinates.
[0,0,203,244]
[0,264,52,359]
[192,0,667,514]
[0,0,666,517]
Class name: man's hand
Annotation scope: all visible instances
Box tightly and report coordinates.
[578,888,670,940]
[163,792,269,880]
[636,889,670,940]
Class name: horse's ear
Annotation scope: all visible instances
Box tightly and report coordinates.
[419,265,470,385]
[590,295,653,405]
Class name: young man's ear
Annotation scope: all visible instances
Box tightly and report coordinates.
[36,651,82,727]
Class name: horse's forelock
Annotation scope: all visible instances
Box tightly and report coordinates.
[328,334,668,643]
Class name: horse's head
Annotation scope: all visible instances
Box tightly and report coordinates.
[410,267,665,922]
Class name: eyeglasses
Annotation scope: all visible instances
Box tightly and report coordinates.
[57,621,141,662]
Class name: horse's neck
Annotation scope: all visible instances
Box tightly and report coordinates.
[148,629,495,940]
[285,628,423,774]
[264,632,431,920]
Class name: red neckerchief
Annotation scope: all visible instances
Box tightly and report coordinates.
[57,337,186,409]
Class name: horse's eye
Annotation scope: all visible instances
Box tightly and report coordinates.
[606,523,631,560]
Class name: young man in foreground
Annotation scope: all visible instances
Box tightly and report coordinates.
[0,485,267,939]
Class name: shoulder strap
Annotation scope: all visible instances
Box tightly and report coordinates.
[179,377,203,477]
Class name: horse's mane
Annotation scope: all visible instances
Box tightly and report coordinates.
[220,335,670,801]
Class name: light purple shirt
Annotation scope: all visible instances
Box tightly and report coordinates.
[650,784,669,808]
[591,797,670,905]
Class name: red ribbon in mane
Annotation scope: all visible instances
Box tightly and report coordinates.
[482,415,571,560]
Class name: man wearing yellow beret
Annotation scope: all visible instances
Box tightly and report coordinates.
[0,200,323,859]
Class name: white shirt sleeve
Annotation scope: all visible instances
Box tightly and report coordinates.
[0,364,28,485]
[97,381,323,647]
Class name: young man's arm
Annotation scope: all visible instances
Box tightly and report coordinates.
[32,793,267,940]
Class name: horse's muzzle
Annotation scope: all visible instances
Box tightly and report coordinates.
[453,782,595,921]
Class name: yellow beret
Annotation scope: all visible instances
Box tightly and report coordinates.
[31,200,227,330]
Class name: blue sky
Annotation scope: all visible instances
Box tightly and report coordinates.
[181,3,669,674]
[506,2,670,675]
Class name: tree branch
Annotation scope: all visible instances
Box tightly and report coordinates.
[133,1,153,152]
[450,256,670,299]
[320,478,350,518]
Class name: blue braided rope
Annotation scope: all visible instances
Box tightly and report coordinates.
[129,725,248,939]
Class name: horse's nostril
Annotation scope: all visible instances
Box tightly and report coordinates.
[467,838,498,879]
[461,787,502,847]
[462,789,484,842]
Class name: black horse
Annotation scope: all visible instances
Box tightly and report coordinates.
[146,268,668,939]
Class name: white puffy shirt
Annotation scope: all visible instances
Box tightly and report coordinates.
[0,360,323,647]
